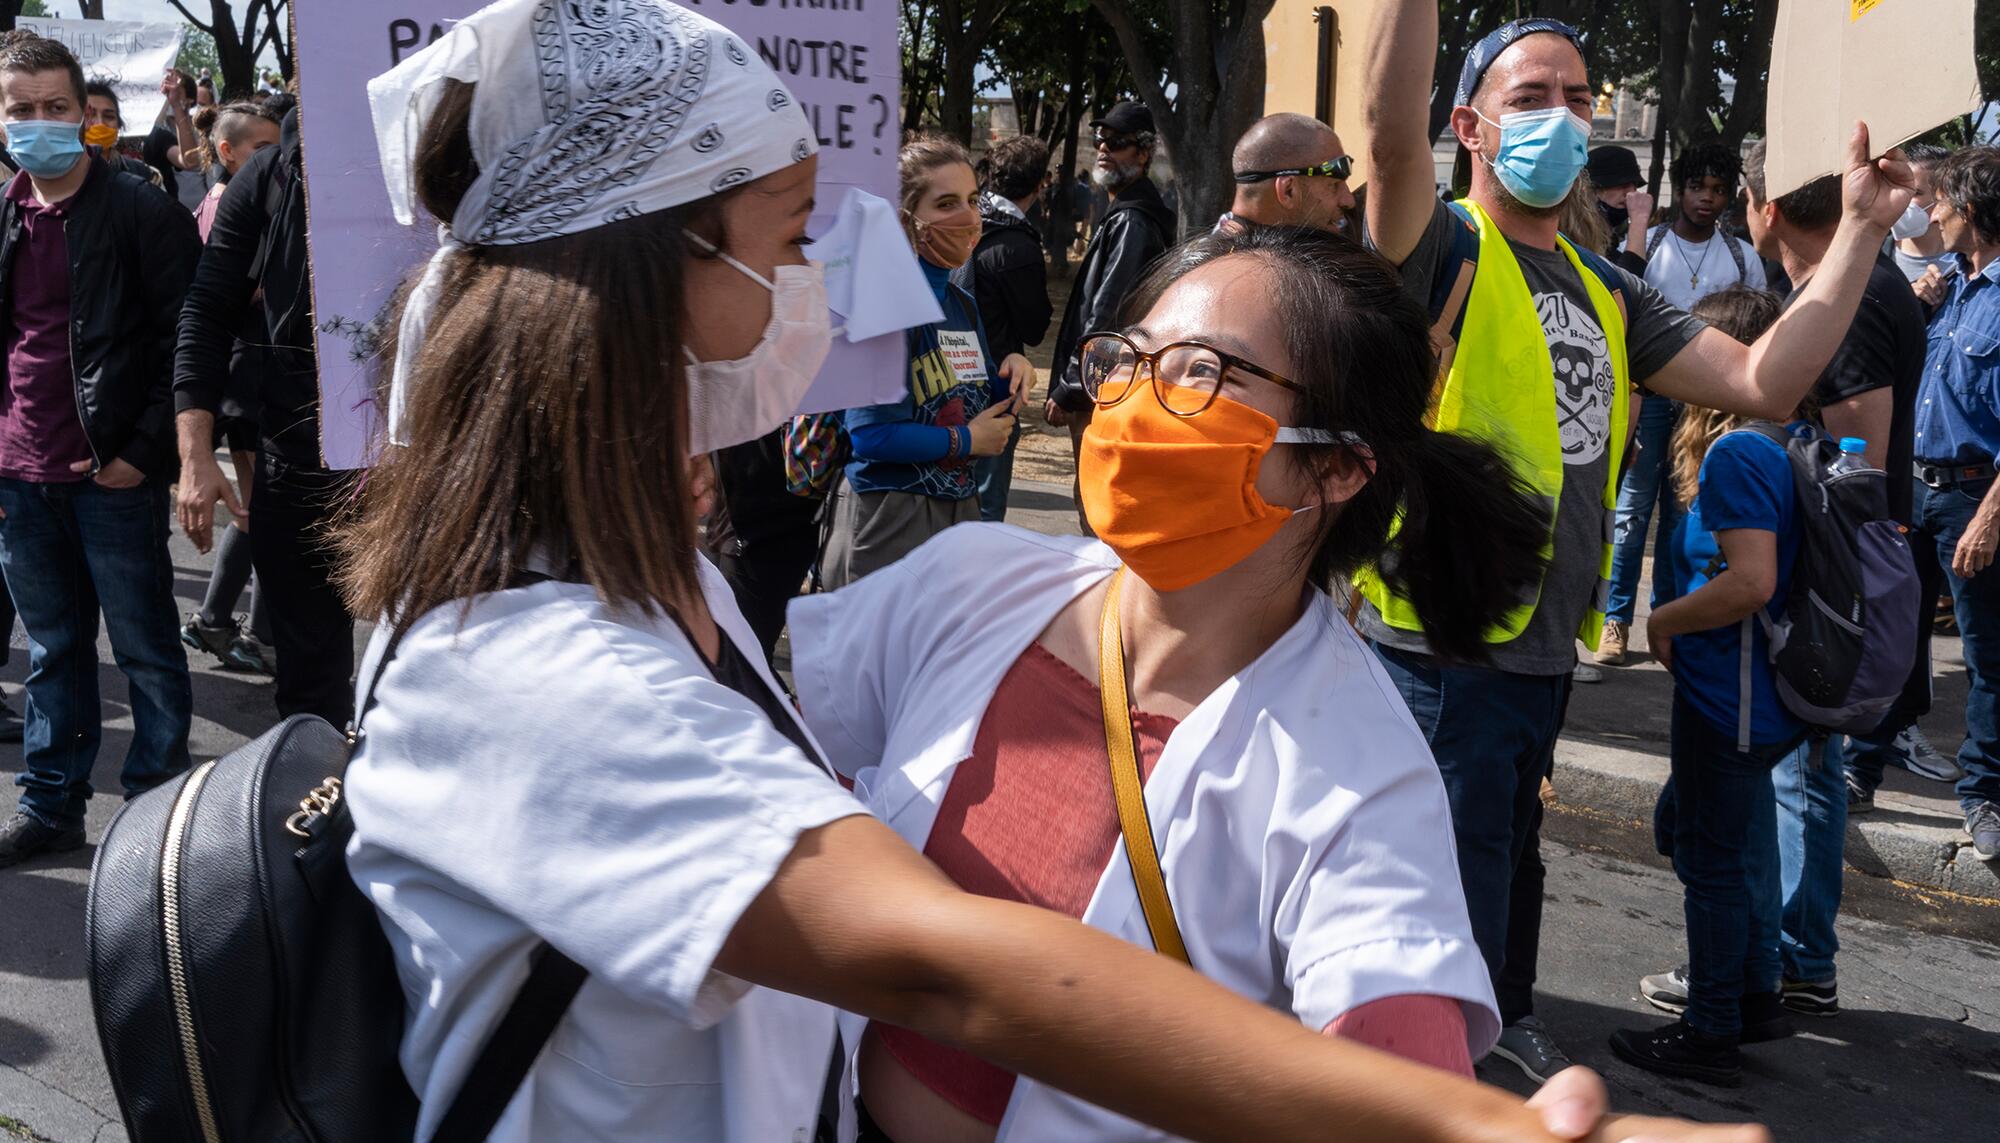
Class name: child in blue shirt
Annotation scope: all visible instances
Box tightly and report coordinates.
[1611,286,1809,1087]
[824,136,1031,587]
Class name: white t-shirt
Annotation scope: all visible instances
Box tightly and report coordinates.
[345,560,867,1142]
[1643,224,1767,311]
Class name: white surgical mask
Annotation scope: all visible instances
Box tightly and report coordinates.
[1892,199,1934,242]
[683,234,836,457]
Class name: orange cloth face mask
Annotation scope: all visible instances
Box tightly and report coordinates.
[1080,388,1308,592]
[83,124,119,149]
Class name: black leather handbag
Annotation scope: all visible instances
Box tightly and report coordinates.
[86,625,586,1143]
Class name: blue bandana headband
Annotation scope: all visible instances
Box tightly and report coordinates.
[1454,17,1587,109]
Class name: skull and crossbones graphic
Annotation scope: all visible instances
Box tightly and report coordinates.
[1536,291,1612,465]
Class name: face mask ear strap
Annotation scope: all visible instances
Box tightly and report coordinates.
[1277,427,1378,478]
[683,229,776,292]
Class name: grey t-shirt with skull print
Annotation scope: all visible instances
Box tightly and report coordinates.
[1357,200,1709,676]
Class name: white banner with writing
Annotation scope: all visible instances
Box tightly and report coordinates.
[19,17,184,135]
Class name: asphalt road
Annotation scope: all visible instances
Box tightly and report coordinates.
[1,506,1997,1142]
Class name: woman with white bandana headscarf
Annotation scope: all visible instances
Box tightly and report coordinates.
[338,3,1747,1142]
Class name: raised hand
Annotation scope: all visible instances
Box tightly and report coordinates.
[1842,121,1917,233]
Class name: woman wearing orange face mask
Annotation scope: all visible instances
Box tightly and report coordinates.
[792,227,1578,1142]
[822,135,1035,587]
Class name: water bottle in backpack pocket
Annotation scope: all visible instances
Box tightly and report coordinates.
[1728,425,1920,739]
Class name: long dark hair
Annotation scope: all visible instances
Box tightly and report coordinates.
[339,79,726,624]
[1119,226,1550,663]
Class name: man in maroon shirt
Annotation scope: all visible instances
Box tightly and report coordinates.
[0,32,200,869]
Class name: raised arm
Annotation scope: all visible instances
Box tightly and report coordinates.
[1363,0,1442,266]
[720,814,1767,1143]
[1645,125,1913,417]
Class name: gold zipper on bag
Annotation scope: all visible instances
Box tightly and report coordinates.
[161,760,223,1143]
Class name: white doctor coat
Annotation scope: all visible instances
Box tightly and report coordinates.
[789,524,1500,1141]
[346,557,866,1142]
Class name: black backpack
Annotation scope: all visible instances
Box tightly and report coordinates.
[86,624,587,1143]
[1717,423,1921,748]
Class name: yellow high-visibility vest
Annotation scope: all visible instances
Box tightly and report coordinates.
[1356,200,1631,651]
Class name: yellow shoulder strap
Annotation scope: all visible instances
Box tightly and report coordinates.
[1097,569,1191,965]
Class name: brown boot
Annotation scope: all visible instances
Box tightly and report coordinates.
[1594,620,1628,665]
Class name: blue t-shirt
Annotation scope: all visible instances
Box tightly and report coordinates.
[842,260,1002,500]
[1661,427,1804,746]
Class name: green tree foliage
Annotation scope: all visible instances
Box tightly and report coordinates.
[1091,0,1278,236]
[177,26,221,82]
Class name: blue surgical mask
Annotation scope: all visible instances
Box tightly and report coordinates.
[1476,107,1592,209]
[5,120,85,180]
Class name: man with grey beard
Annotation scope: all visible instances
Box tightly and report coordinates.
[1045,100,1175,532]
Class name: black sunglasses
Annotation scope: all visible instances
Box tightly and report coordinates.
[1233,155,1353,185]
[1094,131,1144,151]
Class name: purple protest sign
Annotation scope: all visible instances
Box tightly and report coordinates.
[295,0,902,470]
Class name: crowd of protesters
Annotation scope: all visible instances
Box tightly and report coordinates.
[0,0,1994,1138]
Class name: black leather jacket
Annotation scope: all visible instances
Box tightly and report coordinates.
[1048,176,1175,410]
[175,111,321,467]
[0,157,201,478]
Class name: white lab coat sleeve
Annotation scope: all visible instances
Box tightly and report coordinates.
[787,551,934,780]
[1272,726,1501,1056]
[347,594,867,1030]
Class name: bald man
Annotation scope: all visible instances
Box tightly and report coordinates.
[1218,112,1355,235]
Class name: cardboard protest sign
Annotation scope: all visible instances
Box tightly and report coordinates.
[20,18,184,134]
[295,1,903,470]
[1765,0,1981,199]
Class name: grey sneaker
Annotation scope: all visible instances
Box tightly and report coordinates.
[1641,965,1690,1014]
[1966,803,2000,862]
[1487,1015,1572,1085]
[1895,728,1965,783]
[1571,662,1604,685]
[1847,776,1875,814]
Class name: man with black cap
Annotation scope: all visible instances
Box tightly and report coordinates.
[1046,99,1175,531]
[1587,143,1651,266]
[1360,7,1913,1088]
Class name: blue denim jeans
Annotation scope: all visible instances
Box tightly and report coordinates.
[1605,395,1683,625]
[1667,692,1788,1038]
[0,478,191,830]
[972,422,1022,524]
[1902,480,2000,812]
[1373,644,1570,1000]
[1774,735,1845,984]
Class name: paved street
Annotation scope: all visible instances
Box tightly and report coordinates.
[1,491,1997,1141]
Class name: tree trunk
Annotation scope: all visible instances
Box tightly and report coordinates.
[78,0,104,17]
[1675,0,1725,148]
[1095,0,1274,238]
[901,0,932,134]
[1428,1,1478,146]
[1651,0,1690,193]
[1719,0,1779,151]
[0,2,21,34]
[938,31,976,144]
[1044,11,1090,276]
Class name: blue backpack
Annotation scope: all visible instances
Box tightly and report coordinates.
[1717,423,1921,748]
